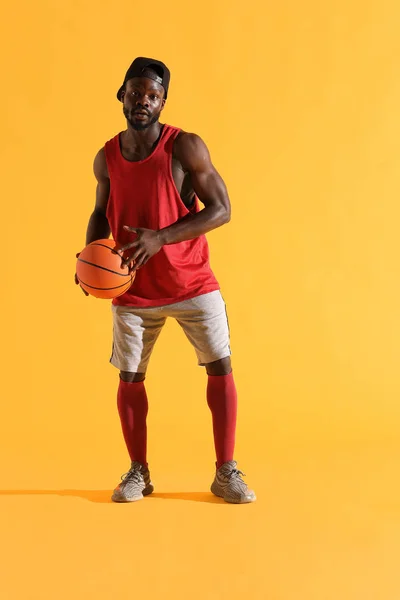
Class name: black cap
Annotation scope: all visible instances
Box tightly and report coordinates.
[117,57,170,101]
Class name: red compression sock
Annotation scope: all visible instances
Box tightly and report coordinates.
[117,379,148,466]
[206,372,238,469]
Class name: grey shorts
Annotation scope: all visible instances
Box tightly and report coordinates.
[110,290,231,373]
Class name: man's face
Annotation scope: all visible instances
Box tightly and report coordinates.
[121,76,166,131]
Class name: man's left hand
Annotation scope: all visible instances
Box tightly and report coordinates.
[119,226,164,271]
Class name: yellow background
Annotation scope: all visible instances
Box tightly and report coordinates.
[1,1,400,598]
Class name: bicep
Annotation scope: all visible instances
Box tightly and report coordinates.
[93,148,110,214]
[95,179,110,215]
[190,165,229,211]
[179,134,230,211]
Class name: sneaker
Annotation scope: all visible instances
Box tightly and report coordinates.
[211,460,256,504]
[111,461,154,503]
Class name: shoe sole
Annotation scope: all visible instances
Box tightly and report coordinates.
[211,483,256,504]
[223,494,256,504]
[111,484,154,503]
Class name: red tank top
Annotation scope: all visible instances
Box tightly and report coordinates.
[104,124,220,307]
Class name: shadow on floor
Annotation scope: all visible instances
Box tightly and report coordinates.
[0,489,225,504]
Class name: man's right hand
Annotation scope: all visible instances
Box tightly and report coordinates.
[75,253,89,296]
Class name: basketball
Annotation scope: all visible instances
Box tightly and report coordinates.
[76,239,135,299]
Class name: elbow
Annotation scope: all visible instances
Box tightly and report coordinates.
[208,203,231,226]
[214,203,231,225]
[221,207,231,225]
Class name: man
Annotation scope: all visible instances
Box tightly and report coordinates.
[76,57,255,504]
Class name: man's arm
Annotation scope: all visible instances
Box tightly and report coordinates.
[159,132,231,245]
[86,148,111,245]
[120,133,231,269]
[75,148,111,294]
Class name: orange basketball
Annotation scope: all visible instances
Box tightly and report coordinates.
[76,239,135,299]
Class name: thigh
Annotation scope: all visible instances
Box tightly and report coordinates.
[173,291,231,366]
[110,305,166,373]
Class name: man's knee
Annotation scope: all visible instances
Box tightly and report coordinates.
[119,371,146,383]
[205,356,232,376]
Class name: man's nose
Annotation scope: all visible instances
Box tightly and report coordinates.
[136,97,149,108]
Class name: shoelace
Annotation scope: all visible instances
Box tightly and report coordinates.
[228,468,246,479]
[121,468,143,483]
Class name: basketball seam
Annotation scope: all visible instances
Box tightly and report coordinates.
[77,257,129,277]
[79,276,133,291]
[90,242,123,256]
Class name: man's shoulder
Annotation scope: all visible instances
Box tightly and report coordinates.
[94,146,110,179]
[173,130,206,160]
[175,129,202,144]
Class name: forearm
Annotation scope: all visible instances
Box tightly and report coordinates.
[86,210,111,245]
[158,205,229,245]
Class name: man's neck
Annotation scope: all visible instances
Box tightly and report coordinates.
[124,121,163,149]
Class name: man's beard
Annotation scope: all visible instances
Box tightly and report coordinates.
[123,106,160,131]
